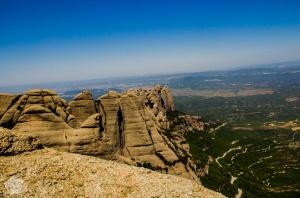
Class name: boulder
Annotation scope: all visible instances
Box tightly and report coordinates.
[73,90,93,100]
[0,95,28,128]
[100,90,121,99]
[55,106,67,121]
[81,113,102,128]
[69,91,97,126]
[0,127,41,155]
[21,105,52,115]
[43,96,56,111]
[27,95,44,104]
[0,94,20,118]
[25,89,57,96]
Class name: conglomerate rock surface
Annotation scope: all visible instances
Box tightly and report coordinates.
[0,149,224,198]
[0,85,197,180]
[0,127,41,155]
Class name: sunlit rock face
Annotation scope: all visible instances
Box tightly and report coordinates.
[0,85,197,180]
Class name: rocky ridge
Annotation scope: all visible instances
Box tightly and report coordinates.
[0,85,198,180]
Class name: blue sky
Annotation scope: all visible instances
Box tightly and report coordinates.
[0,0,300,86]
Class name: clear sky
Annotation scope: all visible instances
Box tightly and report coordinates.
[0,0,300,86]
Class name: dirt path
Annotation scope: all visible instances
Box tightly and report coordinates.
[215,146,242,168]
[235,188,243,198]
[209,123,227,133]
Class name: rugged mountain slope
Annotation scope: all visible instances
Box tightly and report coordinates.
[0,85,198,180]
[0,148,224,198]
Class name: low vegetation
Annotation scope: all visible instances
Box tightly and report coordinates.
[184,126,300,198]
[172,66,300,197]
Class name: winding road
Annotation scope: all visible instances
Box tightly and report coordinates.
[215,146,242,168]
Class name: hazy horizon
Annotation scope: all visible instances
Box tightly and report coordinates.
[1,0,300,86]
[0,60,299,89]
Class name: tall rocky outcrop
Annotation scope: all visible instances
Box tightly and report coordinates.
[0,85,197,180]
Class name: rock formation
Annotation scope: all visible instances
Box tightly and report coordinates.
[0,85,198,180]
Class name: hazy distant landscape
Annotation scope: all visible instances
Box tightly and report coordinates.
[2,61,300,197]
[172,63,300,197]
